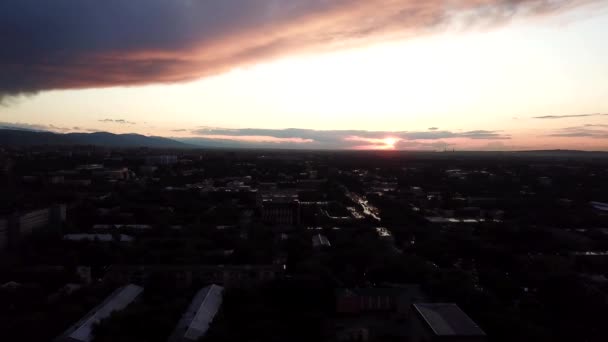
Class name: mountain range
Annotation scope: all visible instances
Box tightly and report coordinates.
[0,129,189,148]
[2,128,608,156]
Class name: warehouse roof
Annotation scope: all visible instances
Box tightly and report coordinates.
[169,284,224,342]
[413,303,485,337]
[56,284,143,342]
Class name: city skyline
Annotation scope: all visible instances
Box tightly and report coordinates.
[2,0,608,150]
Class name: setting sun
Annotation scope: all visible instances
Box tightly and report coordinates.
[1,1,608,152]
[383,137,399,149]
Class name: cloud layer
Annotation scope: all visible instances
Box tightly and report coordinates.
[99,118,136,125]
[0,121,79,133]
[0,0,599,101]
[548,125,608,138]
[534,113,608,119]
[180,127,510,150]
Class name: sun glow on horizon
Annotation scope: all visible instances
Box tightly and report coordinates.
[2,6,608,151]
[344,135,401,150]
[383,137,399,149]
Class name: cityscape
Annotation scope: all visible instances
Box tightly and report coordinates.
[1,146,607,341]
[2,1,608,341]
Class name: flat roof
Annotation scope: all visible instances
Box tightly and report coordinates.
[312,234,331,247]
[169,284,224,342]
[591,201,608,211]
[58,284,143,342]
[413,303,486,337]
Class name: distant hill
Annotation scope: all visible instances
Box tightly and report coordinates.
[511,150,608,158]
[0,129,190,148]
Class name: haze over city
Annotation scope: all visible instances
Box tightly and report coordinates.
[2,0,608,150]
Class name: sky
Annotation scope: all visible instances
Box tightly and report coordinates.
[1,0,608,150]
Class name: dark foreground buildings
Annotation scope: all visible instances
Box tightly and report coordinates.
[1,147,608,341]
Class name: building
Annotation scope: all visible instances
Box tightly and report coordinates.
[375,227,394,242]
[335,286,427,341]
[168,284,224,342]
[262,195,301,225]
[55,284,144,342]
[49,175,65,184]
[336,286,425,315]
[18,208,53,235]
[590,201,608,214]
[312,234,331,249]
[410,303,486,342]
[63,179,92,187]
[538,176,553,186]
[139,164,158,176]
[6,204,67,247]
[93,168,130,180]
[104,264,285,288]
[146,155,178,165]
[297,178,326,189]
[76,266,92,285]
[52,203,67,222]
[336,327,370,342]
[0,218,8,250]
[204,187,259,207]
[0,155,12,176]
[92,224,152,231]
[63,234,134,242]
[19,204,66,234]
[77,164,104,171]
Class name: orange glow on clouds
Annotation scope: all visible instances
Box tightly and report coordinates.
[383,137,399,148]
[345,136,401,150]
[196,134,399,149]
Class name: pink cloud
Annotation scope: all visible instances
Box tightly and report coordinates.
[1,0,602,100]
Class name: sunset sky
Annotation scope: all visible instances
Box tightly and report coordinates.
[1,0,608,150]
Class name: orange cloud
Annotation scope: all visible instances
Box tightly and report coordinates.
[345,135,400,150]
[1,0,602,100]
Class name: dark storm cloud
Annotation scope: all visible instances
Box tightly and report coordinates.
[534,113,608,119]
[0,0,600,101]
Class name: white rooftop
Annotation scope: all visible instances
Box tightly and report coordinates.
[60,284,143,342]
[169,284,224,342]
[185,285,223,340]
[591,201,608,212]
[414,303,485,337]
[312,234,331,248]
